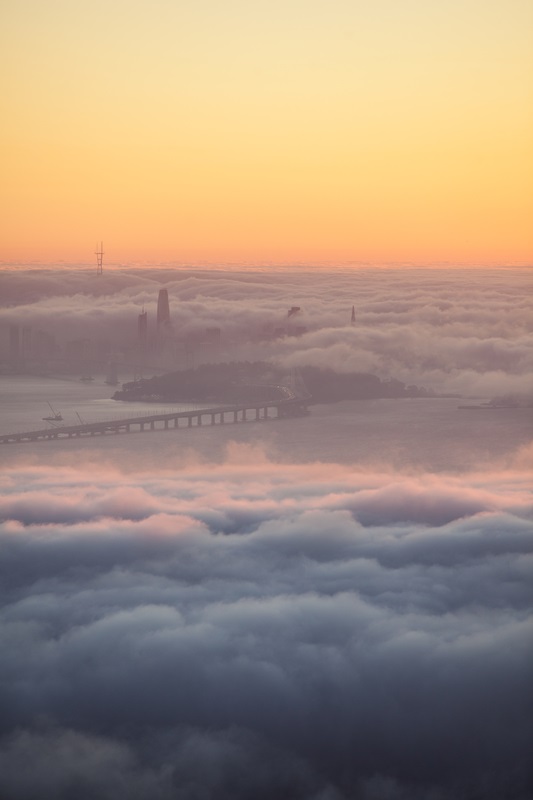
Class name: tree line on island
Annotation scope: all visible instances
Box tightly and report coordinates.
[113,362,432,405]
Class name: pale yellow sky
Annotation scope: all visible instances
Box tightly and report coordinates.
[1,0,532,265]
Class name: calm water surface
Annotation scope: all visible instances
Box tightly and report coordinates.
[0,375,531,472]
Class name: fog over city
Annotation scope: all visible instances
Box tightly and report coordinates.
[1,266,532,396]
[0,266,531,799]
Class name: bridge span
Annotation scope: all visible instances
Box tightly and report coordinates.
[0,398,309,445]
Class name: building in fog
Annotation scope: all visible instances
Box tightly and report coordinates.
[204,327,221,342]
[351,306,356,325]
[138,308,148,347]
[65,338,94,361]
[286,307,306,337]
[9,324,20,363]
[33,330,56,359]
[21,325,32,356]
[157,289,170,330]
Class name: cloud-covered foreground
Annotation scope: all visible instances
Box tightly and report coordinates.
[1,449,532,799]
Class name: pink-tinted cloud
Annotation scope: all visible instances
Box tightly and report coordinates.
[0,452,531,799]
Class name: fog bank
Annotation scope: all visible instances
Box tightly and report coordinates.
[1,267,531,395]
[1,449,531,799]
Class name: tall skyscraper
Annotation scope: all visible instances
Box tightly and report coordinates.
[351,306,356,325]
[138,308,148,347]
[157,289,170,329]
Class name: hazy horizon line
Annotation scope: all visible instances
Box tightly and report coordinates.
[1,261,532,273]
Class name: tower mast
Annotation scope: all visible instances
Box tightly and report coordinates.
[95,242,104,276]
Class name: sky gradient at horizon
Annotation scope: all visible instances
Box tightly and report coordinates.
[1,0,532,266]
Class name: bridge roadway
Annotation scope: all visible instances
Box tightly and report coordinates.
[0,398,309,445]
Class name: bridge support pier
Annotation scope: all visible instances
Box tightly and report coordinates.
[0,396,311,446]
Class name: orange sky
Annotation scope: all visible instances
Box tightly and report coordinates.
[1,0,532,266]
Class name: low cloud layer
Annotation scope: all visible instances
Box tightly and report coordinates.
[1,266,532,395]
[1,449,531,799]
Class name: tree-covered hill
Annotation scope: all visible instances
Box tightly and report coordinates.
[113,362,430,404]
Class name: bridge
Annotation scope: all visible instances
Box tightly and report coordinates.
[0,397,309,445]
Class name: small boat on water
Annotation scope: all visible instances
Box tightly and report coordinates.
[80,375,94,382]
[42,402,63,422]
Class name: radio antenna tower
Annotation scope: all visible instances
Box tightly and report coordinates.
[95,242,104,276]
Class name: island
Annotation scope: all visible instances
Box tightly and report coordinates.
[112,362,431,405]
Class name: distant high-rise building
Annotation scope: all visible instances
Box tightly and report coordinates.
[65,338,93,360]
[96,339,111,359]
[21,325,32,356]
[157,289,170,329]
[286,306,305,336]
[105,362,119,386]
[9,324,20,363]
[138,308,148,346]
[33,330,56,359]
[205,327,221,342]
[351,306,356,325]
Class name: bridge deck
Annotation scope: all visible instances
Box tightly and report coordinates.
[0,398,309,445]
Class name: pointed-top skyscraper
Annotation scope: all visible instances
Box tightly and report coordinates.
[351,305,356,325]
